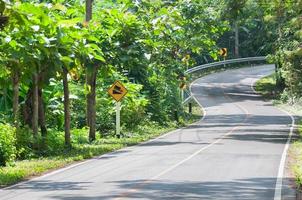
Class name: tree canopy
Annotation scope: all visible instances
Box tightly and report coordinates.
[0,0,301,166]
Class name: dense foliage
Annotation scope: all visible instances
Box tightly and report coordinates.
[0,0,225,165]
[0,124,16,166]
[0,0,301,167]
[220,0,302,101]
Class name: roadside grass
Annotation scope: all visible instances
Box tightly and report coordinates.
[254,73,302,190]
[254,73,279,100]
[254,73,302,115]
[0,104,202,188]
[291,126,302,189]
[183,101,203,124]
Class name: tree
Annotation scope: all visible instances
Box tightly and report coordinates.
[223,0,247,58]
[0,2,82,147]
[85,0,99,141]
[86,0,93,21]
[0,0,8,28]
[85,0,94,141]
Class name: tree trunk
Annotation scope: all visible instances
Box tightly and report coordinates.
[85,0,93,22]
[89,74,96,142]
[23,77,47,141]
[38,88,47,137]
[234,21,239,58]
[23,88,32,128]
[86,66,97,141]
[86,69,91,129]
[63,67,71,147]
[274,5,286,91]
[85,0,96,142]
[12,70,19,128]
[32,72,39,142]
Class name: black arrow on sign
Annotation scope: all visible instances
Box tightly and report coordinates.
[221,48,227,56]
[113,85,123,94]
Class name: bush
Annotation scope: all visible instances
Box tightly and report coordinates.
[15,127,34,159]
[0,124,16,166]
[121,83,149,129]
[44,130,65,155]
[17,129,66,157]
[71,128,90,144]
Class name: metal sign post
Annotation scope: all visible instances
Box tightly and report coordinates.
[219,48,227,68]
[107,80,128,137]
[116,101,121,137]
[179,76,186,103]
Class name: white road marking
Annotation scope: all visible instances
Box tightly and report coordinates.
[1,76,206,195]
[3,65,292,200]
[189,77,207,121]
[250,72,296,200]
[114,73,251,200]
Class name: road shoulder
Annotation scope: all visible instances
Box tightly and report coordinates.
[254,73,300,200]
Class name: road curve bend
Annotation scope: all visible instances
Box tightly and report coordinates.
[0,65,295,200]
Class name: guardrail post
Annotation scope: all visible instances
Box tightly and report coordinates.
[189,103,192,114]
[174,110,179,122]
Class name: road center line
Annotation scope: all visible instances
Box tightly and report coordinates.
[114,124,245,200]
[114,77,251,200]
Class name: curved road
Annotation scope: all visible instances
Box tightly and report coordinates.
[0,65,295,200]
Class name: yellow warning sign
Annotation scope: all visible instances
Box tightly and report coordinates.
[179,75,187,90]
[108,81,128,102]
[219,48,227,57]
[179,82,186,90]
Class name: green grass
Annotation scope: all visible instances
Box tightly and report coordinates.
[0,159,68,186]
[0,105,202,188]
[254,73,302,114]
[183,102,203,123]
[291,127,302,189]
[254,73,278,100]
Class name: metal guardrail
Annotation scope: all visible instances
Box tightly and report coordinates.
[183,56,268,105]
[185,56,266,74]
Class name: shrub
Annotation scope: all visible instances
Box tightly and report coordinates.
[0,124,16,166]
[121,83,149,129]
[71,128,90,144]
[15,127,34,159]
[44,130,65,155]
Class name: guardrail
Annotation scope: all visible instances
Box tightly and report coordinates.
[183,56,268,105]
[185,56,266,74]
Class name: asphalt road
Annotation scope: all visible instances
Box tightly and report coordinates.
[0,65,295,200]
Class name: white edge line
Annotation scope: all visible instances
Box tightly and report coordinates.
[150,73,252,180]
[1,80,207,191]
[145,77,209,179]
[1,129,191,191]
[189,77,207,121]
[149,77,208,179]
[250,70,296,200]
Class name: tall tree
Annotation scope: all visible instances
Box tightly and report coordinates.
[0,3,20,127]
[62,67,71,147]
[85,0,97,141]
[12,66,19,128]
[223,0,247,58]
[86,0,93,22]
[32,69,39,141]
